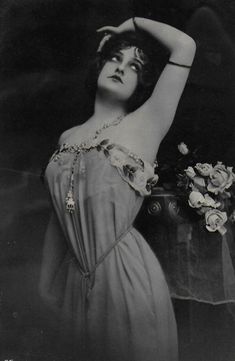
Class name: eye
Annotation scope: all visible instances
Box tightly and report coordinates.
[110,54,121,62]
[130,63,141,72]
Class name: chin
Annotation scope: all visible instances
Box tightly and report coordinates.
[98,85,131,102]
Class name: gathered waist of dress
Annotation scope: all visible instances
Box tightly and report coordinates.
[70,225,134,289]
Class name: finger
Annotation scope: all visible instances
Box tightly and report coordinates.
[96,26,116,33]
[97,34,112,52]
[96,26,111,32]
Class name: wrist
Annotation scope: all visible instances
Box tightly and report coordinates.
[119,18,135,33]
[132,17,139,32]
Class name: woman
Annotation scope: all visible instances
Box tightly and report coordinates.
[39,17,196,361]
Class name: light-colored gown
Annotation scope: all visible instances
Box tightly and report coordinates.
[44,137,178,361]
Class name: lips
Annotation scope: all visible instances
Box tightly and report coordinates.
[108,75,123,83]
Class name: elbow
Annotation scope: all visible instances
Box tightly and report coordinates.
[178,35,197,55]
[171,35,197,64]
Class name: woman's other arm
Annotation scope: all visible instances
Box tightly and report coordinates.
[38,210,68,308]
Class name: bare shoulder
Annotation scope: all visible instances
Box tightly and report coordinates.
[58,125,80,145]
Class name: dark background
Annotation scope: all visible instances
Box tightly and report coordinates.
[0,0,235,170]
[0,0,235,360]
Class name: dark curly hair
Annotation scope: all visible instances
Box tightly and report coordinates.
[86,32,168,113]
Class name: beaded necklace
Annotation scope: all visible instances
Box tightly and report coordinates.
[64,114,125,213]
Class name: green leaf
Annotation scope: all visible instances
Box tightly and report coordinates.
[130,166,138,173]
[123,166,128,176]
[100,139,109,146]
[104,149,109,157]
[125,164,132,171]
[107,144,114,150]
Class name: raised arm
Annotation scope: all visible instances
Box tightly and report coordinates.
[98,17,196,138]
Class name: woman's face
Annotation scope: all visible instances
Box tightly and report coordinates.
[97,47,144,102]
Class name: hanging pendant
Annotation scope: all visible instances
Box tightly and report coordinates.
[65,190,76,213]
[58,114,126,214]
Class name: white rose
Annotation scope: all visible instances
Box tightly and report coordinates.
[185,166,196,179]
[208,163,234,194]
[134,171,147,189]
[205,209,227,235]
[188,191,205,208]
[203,193,220,208]
[195,163,213,176]
[178,142,189,155]
[193,176,206,188]
[109,149,127,168]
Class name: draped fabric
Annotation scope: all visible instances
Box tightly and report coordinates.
[44,144,178,361]
[146,217,235,312]
[169,223,235,305]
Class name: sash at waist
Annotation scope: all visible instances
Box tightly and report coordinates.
[70,225,134,293]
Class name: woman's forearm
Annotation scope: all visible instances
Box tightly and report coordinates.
[39,211,68,296]
[121,17,196,65]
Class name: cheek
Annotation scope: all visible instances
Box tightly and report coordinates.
[97,65,108,85]
[130,77,138,94]
[126,72,138,89]
[98,65,107,79]
[101,61,115,73]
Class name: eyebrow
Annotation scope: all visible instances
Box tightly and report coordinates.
[134,58,144,66]
[117,50,145,66]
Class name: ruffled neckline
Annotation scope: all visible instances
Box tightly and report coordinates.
[49,139,159,200]
[57,139,156,169]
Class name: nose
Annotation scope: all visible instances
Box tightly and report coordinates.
[115,62,125,74]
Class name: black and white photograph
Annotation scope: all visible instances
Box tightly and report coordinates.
[0,0,235,360]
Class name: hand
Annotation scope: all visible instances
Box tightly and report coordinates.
[96,19,135,52]
[97,18,134,36]
[97,25,119,36]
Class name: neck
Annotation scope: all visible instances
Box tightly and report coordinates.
[92,91,127,124]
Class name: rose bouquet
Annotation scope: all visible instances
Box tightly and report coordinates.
[157,142,235,234]
[176,144,235,235]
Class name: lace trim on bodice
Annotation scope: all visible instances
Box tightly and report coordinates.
[49,139,159,211]
[98,140,158,196]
